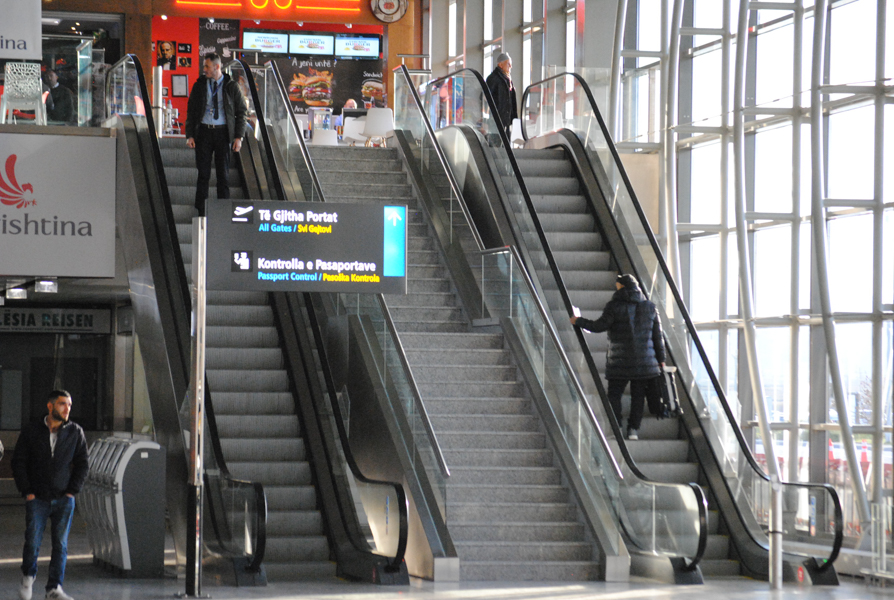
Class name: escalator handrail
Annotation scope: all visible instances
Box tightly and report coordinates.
[375,296,451,478]
[240,60,409,570]
[110,54,267,573]
[522,71,843,569]
[422,68,708,566]
[393,65,485,251]
[264,59,329,203]
[304,297,409,569]
[228,59,287,199]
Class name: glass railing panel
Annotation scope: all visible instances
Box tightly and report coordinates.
[249,61,321,203]
[477,248,703,559]
[335,292,448,524]
[105,55,144,119]
[528,71,844,562]
[394,68,481,252]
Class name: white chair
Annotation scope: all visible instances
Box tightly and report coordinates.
[342,117,367,146]
[312,128,339,146]
[362,107,394,147]
[0,62,46,125]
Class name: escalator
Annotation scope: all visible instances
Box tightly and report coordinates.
[420,68,843,583]
[109,54,415,584]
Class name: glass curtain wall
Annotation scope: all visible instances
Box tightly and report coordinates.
[619,0,893,538]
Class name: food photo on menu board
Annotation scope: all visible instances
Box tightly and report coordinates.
[274,57,385,114]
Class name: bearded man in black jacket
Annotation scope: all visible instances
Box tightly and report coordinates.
[571,274,666,440]
[12,390,88,600]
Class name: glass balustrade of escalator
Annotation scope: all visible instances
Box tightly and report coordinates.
[520,71,843,569]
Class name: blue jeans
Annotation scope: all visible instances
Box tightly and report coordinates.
[22,496,75,591]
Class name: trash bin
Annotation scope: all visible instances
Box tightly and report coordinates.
[83,437,165,577]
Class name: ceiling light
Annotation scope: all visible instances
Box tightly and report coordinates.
[208,17,215,23]
[297,22,303,26]
[71,26,76,30]
[75,22,80,26]
[254,19,260,24]
[161,14,168,20]
[41,18,62,26]
[35,279,58,293]
[346,24,352,28]
[6,288,27,300]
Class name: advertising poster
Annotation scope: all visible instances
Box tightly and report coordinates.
[157,40,177,70]
[0,134,116,277]
[274,57,385,115]
[199,18,240,61]
[0,0,41,60]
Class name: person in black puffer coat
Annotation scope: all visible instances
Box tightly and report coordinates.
[570,274,665,439]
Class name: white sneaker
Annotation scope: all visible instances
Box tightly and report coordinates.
[19,575,34,600]
[45,586,73,600]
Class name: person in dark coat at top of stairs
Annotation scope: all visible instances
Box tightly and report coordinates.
[570,273,666,440]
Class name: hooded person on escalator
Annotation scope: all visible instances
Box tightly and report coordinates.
[570,274,665,440]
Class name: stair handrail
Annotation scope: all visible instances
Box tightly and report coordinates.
[409,67,708,568]
[235,57,414,570]
[521,71,844,570]
[226,60,286,199]
[107,54,267,573]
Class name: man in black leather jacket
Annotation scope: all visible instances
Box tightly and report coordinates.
[12,390,88,600]
[571,274,666,440]
[185,52,248,216]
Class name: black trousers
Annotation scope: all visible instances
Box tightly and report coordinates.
[607,378,651,432]
[194,125,231,215]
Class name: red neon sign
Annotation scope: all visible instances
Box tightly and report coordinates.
[175,0,361,12]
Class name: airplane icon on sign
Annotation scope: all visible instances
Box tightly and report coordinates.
[234,206,253,216]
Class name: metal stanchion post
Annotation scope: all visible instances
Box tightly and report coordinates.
[769,476,783,590]
[181,217,208,598]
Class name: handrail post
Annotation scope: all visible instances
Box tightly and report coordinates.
[184,216,207,598]
[769,476,783,590]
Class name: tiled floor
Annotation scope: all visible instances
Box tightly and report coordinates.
[0,502,890,600]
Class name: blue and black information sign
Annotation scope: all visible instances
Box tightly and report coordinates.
[207,200,407,294]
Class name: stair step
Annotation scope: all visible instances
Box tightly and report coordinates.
[447,484,568,504]
[455,540,592,562]
[438,431,546,450]
[449,502,577,522]
[459,560,598,581]
[449,466,561,486]
[443,448,553,467]
[449,521,583,542]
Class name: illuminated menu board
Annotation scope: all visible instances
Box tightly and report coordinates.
[289,33,335,55]
[335,35,380,58]
[207,200,407,294]
[242,31,289,53]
